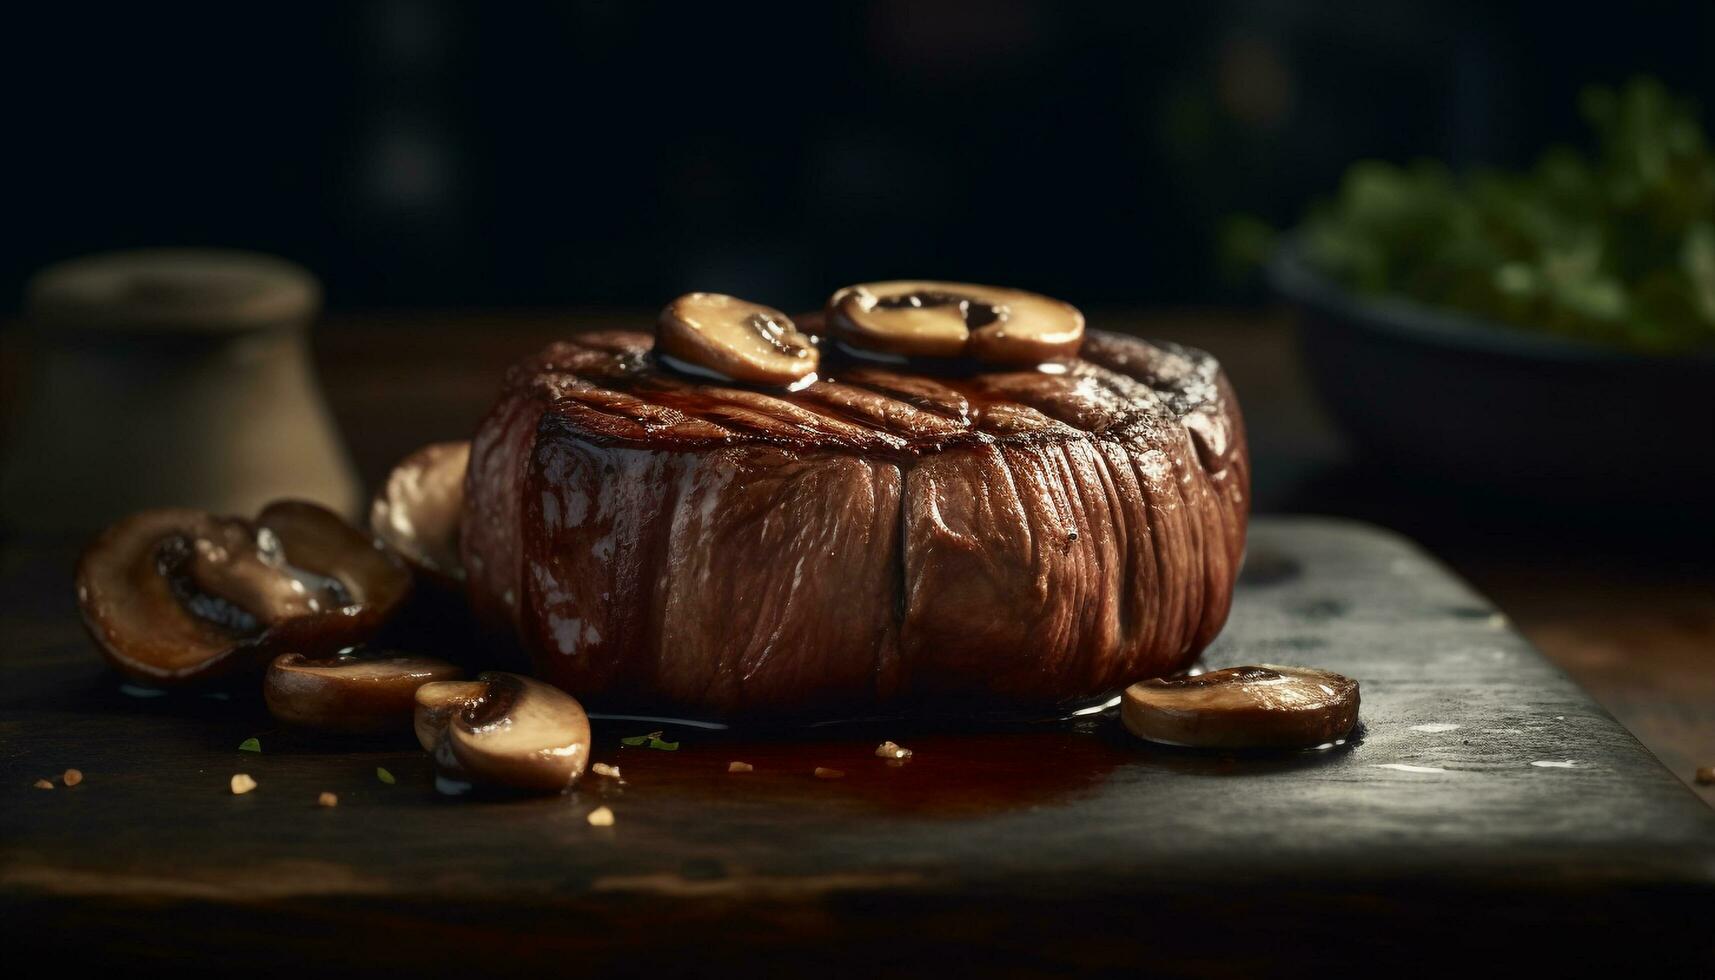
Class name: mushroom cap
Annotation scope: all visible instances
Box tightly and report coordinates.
[440,672,591,792]
[656,292,819,385]
[370,441,470,585]
[827,280,1085,363]
[75,500,412,685]
[1121,664,1359,749]
[265,651,463,733]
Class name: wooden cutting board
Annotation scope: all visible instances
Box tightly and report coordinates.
[3,517,1712,975]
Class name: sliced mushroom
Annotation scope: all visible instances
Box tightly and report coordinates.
[827,280,1084,364]
[370,441,469,585]
[75,500,411,685]
[265,651,463,733]
[1121,664,1359,749]
[655,292,819,385]
[413,679,489,752]
[417,672,590,792]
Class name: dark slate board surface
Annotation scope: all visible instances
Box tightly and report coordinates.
[3,517,1712,976]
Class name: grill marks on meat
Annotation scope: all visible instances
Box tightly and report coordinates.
[505,330,1234,459]
[464,330,1248,718]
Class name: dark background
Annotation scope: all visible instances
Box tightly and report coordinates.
[1,0,1711,839]
[7,0,1712,313]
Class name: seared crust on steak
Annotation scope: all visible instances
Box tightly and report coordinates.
[463,330,1248,719]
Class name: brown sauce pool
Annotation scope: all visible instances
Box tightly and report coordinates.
[109,678,1359,818]
[568,711,1363,817]
[580,716,1135,817]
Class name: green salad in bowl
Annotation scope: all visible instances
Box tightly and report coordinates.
[1263,78,1715,354]
[1255,79,1714,510]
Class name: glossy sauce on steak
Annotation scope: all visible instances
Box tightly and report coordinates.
[463,329,1249,720]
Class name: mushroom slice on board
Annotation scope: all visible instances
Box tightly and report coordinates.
[827,280,1084,364]
[265,651,463,734]
[1121,664,1359,749]
[413,679,490,752]
[418,672,591,793]
[370,440,470,586]
[76,501,411,686]
[656,292,819,386]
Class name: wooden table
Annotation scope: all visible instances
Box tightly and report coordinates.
[308,310,1715,806]
[6,518,1712,972]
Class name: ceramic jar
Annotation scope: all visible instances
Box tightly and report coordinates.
[1,248,361,536]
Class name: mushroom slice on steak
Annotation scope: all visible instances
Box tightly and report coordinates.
[656,292,819,386]
[827,280,1084,364]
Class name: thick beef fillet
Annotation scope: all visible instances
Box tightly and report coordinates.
[462,329,1248,719]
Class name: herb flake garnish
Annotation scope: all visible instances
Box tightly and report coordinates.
[620,730,680,751]
[238,737,261,753]
[376,767,396,785]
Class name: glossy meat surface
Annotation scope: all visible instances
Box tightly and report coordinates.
[462,330,1249,719]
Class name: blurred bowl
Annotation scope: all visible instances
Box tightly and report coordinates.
[1268,240,1715,511]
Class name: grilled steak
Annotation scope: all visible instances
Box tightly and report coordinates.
[463,329,1248,720]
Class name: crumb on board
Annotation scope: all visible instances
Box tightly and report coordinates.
[318,791,339,807]
[727,761,753,773]
[587,806,615,827]
[33,778,53,790]
[62,769,84,787]
[875,741,913,761]
[591,762,621,779]
[1697,766,1715,785]
[814,767,845,780]
[230,773,257,795]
